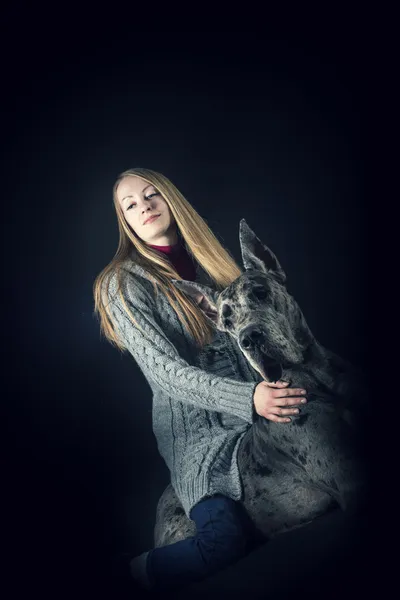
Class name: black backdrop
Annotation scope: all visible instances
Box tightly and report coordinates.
[5,27,381,599]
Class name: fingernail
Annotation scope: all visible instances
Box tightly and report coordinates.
[301,398,307,403]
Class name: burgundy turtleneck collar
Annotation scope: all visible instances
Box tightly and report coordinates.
[147,240,181,255]
[147,238,197,281]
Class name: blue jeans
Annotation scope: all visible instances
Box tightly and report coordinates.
[146,494,256,591]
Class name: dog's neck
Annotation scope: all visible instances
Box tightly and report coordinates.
[281,340,352,399]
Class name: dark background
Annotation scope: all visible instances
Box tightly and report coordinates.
[5,25,382,599]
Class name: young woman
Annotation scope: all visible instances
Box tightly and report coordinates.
[93,167,307,593]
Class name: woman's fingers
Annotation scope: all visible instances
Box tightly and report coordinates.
[267,392,308,423]
[272,387,306,398]
[266,380,290,388]
[266,405,302,423]
[272,397,307,409]
[265,413,293,423]
[257,382,308,423]
[272,406,300,417]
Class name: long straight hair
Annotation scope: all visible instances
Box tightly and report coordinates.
[93,168,242,350]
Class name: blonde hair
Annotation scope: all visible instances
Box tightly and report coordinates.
[93,167,242,350]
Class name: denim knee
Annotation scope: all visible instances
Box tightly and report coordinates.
[189,494,248,572]
[147,495,249,590]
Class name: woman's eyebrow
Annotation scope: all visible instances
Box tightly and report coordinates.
[122,184,153,203]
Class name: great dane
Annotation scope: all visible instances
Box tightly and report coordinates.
[153,219,368,548]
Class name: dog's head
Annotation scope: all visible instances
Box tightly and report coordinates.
[172,219,314,381]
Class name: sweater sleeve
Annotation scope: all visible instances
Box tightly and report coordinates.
[106,270,258,424]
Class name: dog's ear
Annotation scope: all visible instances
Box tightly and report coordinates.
[239,219,286,284]
[171,279,220,326]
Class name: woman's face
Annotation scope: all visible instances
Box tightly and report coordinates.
[116,176,178,246]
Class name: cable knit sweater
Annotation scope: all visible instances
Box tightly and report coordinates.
[106,247,262,518]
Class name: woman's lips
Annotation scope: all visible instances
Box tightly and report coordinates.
[144,214,160,225]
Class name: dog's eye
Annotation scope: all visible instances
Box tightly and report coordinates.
[222,304,232,317]
[224,319,232,329]
[252,287,268,300]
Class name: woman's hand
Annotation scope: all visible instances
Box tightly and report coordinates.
[253,380,307,423]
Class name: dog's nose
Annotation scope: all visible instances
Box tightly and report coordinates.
[239,325,264,349]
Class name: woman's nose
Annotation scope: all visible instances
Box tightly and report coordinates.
[140,201,153,211]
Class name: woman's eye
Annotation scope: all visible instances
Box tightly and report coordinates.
[127,192,159,210]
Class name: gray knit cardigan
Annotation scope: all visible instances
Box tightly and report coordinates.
[106,254,262,517]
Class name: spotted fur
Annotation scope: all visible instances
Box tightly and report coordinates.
[154,219,367,548]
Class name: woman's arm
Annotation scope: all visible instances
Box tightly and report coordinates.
[106,271,258,424]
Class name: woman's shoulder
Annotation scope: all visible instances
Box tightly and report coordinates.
[106,257,157,305]
[106,254,218,315]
